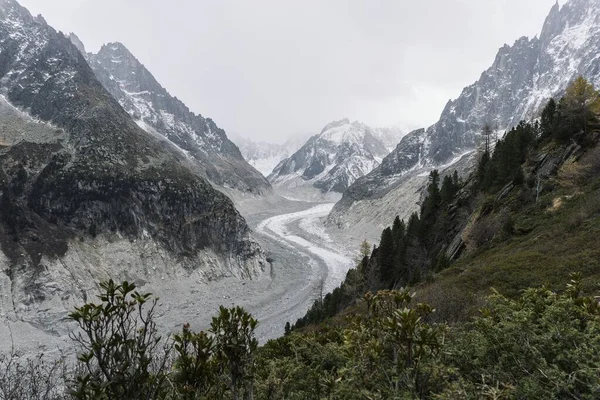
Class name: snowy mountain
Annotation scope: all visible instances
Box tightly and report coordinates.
[233,135,308,177]
[268,119,391,198]
[0,0,265,352]
[70,36,270,195]
[329,0,600,239]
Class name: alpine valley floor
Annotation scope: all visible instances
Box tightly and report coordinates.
[0,193,354,354]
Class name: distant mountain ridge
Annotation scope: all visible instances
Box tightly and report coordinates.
[329,0,600,238]
[233,135,309,177]
[268,119,404,197]
[69,36,270,194]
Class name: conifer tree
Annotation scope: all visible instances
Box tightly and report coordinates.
[421,170,441,225]
[440,175,455,204]
[540,98,558,139]
[391,216,406,246]
[452,170,459,188]
[377,227,396,286]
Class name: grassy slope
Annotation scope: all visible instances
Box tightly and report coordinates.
[416,145,600,323]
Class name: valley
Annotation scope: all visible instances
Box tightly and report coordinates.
[0,194,354,353]
[152,195,354,344]
[1,0,600,397]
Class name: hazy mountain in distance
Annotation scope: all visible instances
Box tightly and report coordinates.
[268,119,397,200]
[232,134,309,177]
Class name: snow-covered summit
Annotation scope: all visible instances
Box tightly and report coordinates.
[268,119,391,195]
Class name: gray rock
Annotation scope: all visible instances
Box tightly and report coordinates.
[78,41,270,195]
[269,119,398,194]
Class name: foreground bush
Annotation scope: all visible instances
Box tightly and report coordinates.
[2,277,600,399]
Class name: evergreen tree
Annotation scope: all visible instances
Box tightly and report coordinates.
[477,150,491,188]
[421,170,441,227]
[452,170,459,189]
[406,212,421,240]
[391,216,406,246]
[377,227,396,286]
[540,98,558,139]
[440,175,455,204]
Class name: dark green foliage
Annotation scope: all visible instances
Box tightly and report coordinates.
[377,227,395,285]
[440,175,455,204]
[172,324,216,399]
[211,306,259,400]
[391,215,405,245]
[13,277,600,399]
[406,212,422,239]
[67,280,260,400]
[540,97,558,139]
[255,279,600,399]
[421,170,441,223]
[448,275,600,399]
[68,280,168,400]
[477,149,491,187]
[480,120,536,192]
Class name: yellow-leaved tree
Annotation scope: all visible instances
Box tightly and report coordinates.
[562,76,600,134]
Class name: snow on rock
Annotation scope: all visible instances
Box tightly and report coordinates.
[0,0,268,355]
[74,39,271,195]
[330,0,600,232]
[269,119,403,200]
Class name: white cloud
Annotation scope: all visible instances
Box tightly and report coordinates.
[19,0,559,141]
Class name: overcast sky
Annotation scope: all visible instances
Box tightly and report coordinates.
[19,0,560,143]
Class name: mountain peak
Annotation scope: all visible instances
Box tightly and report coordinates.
[330,0,600,235]
[320,118,351,134]
[68,32,86,54]
[100,41,131,54]
[270,120,390,195]
[84,37,271,193]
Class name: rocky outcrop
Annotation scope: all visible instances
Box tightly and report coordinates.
[330,0,600,232]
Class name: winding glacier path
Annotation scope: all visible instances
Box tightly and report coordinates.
[256,203,353,295]
[154,200,355,343]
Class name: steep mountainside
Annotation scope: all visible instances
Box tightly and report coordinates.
[329,0,600,237]
[269,119,390,197]
[0,0,265,349]
[233,135,308,177]
[70,36,270,194]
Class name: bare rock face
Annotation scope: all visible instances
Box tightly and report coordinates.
[330,0,600,231]
[0,0,265,349]
[72,37,270,195]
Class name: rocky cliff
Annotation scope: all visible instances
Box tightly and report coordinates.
[329,0,600,237]
[71,36,270,195]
